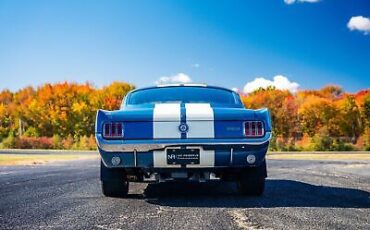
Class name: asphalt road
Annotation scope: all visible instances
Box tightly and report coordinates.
[0,155,369,230]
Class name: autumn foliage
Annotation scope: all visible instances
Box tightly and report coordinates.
[241,85,370,151]
[0,81,135,150]
[0,82,369,151]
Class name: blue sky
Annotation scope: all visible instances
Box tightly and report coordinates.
[0,0,369,93]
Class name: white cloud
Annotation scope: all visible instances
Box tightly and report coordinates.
[191,63,200,68]
[284,0,320,4]
[347,16,370,35]
[243,75,299,94]
[284,0,296,4]
[155,73,192,85]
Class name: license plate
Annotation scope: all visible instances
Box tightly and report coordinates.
[167,148,200,165]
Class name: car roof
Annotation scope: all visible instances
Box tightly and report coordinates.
[129,84,236,94]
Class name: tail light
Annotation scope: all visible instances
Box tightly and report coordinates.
[244,121,264,137]
[103,122,124,138]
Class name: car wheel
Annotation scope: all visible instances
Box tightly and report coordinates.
[102,180,129,197]
[238,160,266,196]
[100,160,129,197]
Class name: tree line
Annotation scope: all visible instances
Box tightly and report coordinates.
[241,85,370,151]
[0,82,369,150]
[0,82,134,150]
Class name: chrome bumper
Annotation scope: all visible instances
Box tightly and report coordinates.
[96,132,272,152]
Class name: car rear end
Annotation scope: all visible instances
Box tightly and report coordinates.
[95,85,272,197]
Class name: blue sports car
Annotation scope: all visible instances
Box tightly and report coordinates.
[95,84,272,197]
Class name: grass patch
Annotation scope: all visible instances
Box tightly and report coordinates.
[0,154,98,166]
[267,153,370,161]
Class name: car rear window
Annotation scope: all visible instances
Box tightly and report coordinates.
[126,87,241,106]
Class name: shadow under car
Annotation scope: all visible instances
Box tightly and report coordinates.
[123,179,370,209]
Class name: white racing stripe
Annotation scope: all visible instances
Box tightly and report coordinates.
[153,103,181,168]
[153,103,181,139]
[152,103,215,168]
[185,103,215,167]
[185,103,215,138]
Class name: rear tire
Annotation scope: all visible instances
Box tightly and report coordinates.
[102,180,129,197]
[100,160,129,197]
[238,160,266,196]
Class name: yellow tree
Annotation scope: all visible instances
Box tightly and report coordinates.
[0,89,14,140]
[242,88,298,138]
[100,82,135,110]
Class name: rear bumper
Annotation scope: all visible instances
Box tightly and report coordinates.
[98,138,270,169]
